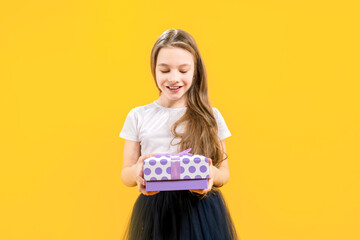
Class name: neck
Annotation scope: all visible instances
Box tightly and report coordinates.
[157,95,187,108]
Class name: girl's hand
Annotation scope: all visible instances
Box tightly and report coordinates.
[189,158,214,196]
[135,153,160,196]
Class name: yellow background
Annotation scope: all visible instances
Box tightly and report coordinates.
[1,0,359,239]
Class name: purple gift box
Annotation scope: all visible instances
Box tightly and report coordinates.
[143,148,210,191]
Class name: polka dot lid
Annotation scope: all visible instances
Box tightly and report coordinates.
[143,149,210,181]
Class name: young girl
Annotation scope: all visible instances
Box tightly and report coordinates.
[119,29,239,240]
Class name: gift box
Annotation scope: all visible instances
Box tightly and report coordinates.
[143,148,210,191]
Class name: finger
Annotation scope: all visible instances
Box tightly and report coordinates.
[140,188,147,195]
[136,176,145,186]
[190,189,205,195]
[189,189,198,194]
[208,178,213,191]
[203,180,212,194]
[138,154,149,163]
[140,185,159,195]
[140,164,144,178]
[137,180,142,193]
[135,177,142,193]
[204,177,211,192]
[138,153,156,163]
[137,176,157,195]
[138,181,148,194]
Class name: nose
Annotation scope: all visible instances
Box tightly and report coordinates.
[168,71,181,83]
[168,79,179,84]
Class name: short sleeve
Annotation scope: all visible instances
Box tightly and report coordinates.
[119,109,140,142]
[213,107,231,140]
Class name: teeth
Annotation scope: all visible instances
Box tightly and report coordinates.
[169,86,180,89]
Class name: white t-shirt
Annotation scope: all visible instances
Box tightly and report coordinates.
[119,100,231,156]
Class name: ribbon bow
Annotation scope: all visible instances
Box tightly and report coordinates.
[154,148,192,180]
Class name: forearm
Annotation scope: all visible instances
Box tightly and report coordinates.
[211,165,230,187]
[121,164,138,187]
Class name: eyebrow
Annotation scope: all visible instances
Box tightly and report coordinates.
[157,63,191,67]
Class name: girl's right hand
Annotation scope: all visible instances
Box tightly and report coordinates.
[135,153,160,196]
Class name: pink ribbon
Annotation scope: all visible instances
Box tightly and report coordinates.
[155,148,192,180]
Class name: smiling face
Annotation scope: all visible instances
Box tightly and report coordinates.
[155,47,195,108]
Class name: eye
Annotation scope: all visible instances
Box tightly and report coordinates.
[160,70,188,73]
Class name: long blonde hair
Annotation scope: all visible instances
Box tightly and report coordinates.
[150,29,227,167]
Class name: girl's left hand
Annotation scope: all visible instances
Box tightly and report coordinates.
[189,158,214,195]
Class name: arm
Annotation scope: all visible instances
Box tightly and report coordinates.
[120,139,141,187]
[189,139,230,195]
[120,140,159,195]
[212,139,230,187]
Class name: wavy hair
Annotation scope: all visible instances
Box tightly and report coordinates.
[150,29,227,168]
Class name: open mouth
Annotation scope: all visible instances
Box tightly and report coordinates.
[167,86,182,90]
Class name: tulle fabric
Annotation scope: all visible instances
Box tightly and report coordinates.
[122,188,239,240]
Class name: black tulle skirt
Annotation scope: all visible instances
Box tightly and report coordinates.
[122,188,239,240]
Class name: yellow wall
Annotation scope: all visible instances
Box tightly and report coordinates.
[1,0,359,239]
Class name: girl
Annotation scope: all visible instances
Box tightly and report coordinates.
[119,29,239,240]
